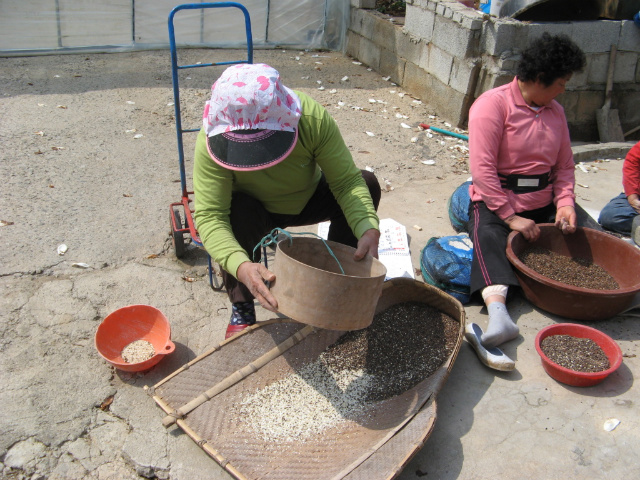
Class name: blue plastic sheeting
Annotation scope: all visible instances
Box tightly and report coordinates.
[447,180,472,233]
[420,234,473,304]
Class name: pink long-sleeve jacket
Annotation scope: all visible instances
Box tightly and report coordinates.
[468,77,576,220]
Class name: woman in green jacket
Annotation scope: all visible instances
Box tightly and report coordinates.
[193,63,381,339]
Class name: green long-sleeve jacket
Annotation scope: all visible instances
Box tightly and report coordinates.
[193,91,379,278]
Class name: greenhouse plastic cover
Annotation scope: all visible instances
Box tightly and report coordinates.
[0,0,349,55]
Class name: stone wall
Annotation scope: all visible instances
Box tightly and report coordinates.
[347,0,640,141]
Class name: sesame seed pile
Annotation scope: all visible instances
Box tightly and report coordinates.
[121,339,155,364]
[236,302,458,442]
[237,361,375,442]
[518,246,619,290]
[541,334,610,372]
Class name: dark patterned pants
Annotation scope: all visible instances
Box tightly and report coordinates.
[222,170,381,303]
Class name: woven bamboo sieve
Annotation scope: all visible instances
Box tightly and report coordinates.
[148,278,466,480]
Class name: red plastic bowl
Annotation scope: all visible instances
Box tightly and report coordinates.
[95,305,175,372]
[534,323,622,387]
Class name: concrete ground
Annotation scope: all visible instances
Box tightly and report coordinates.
[364,148,640,480]
[1,48,639,480]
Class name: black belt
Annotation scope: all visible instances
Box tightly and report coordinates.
[499,172,551,193]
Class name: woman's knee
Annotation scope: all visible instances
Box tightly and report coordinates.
[598,194,635,232]
[476,224,509,247]
[361,170,381,210]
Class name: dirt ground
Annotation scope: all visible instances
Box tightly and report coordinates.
[0,47,473,479]
[1,48,638,480]
[0,47,469,278]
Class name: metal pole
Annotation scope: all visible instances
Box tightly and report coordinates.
[131,0,136,45]
[55,0,62,48]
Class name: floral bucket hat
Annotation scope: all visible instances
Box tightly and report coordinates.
[203,63,302,171]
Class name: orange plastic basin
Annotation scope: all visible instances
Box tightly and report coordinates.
[95,305,175,372]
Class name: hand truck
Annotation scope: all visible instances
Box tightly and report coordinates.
[168,2,253,289]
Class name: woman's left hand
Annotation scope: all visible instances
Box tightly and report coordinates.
[555,206,577,234]
[354,228,380,261]
[627,194,640,215]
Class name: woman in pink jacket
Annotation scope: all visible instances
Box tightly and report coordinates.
[465,33,594,371]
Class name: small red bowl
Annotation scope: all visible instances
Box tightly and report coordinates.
[95,305,175,372]
[535,323,622,387]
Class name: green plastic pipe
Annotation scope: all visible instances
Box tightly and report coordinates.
[420,123,469,141]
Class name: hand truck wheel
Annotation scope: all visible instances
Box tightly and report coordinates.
[171,209,187,258]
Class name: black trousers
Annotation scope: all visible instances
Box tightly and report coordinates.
[467,201,602,298]
[222,170,381,303]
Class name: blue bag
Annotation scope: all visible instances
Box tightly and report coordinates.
[447,181,471,233]
[420,234,473,304]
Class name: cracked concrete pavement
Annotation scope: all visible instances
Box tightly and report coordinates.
[1,48,639,479]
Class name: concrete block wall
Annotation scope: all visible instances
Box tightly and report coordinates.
[346,1,640,141]
[350,0,377,7]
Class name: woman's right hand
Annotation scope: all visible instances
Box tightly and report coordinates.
[236,262,278,312]
[628,194,640,215]
[504,215,540,242]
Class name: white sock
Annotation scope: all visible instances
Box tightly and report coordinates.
[481,302,519,348]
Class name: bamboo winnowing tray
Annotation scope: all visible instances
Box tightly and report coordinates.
[149,279,465,480]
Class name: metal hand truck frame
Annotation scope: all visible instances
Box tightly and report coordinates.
[167,2,253,290]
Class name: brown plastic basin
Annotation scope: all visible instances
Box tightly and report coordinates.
[506,224,640,321]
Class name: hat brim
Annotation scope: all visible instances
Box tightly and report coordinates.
[206,129,298,171]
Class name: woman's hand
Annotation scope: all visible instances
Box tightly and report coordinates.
[354,228,380,260]
[628,194,640,215]
[555,205,577,235]
[505,215,540,242]
[236,262,278,312]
